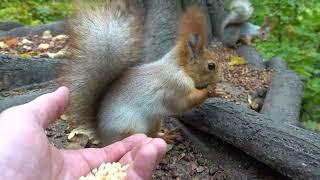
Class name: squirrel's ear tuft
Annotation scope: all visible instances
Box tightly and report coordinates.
[177,6,206,64]
[188,33,200,62]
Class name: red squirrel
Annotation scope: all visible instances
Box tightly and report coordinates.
[60,0,222,146]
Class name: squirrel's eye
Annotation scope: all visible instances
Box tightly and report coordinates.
[208,63,216,70]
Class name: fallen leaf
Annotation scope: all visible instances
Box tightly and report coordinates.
[228,56,247,66]
[42,30,52,39]
[21,38,33,44]
[22,45,32,51]
[5,38,17,46]
[38,43,50,50]
[52,34,68,41]
[60,114,69,121]
[0,41,8,49]
[19,53,32,58]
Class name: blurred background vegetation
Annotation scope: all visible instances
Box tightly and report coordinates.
[0,0,319,131]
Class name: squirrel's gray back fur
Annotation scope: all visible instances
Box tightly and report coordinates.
[97,48,195,145]
[61,0,143,128]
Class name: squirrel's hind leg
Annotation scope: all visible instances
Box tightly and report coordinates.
[157,128,181,145]
[147,119,180,145]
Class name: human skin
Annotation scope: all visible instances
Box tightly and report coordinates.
[0,86,167,180]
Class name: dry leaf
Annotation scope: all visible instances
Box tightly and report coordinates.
[228,56,247,66]
[42,30,52,39]
[22,45,32,51]
[5,38,17,46]
[38,43,50,50]
[0,41,8,49]
[60,114,69,121]
[52,34,68,41]
[21,38,33,44]
[19,53,32,58]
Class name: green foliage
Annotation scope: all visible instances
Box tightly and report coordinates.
[0,0,72,26]
[251,0,320,126]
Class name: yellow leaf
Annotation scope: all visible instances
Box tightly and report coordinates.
[38,43,50,50]
[228,56,247,66]
[19,53,32,58]
[0,41,8,49]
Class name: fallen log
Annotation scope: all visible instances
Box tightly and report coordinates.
[0,21,65,39]
[261,57,305,125]
[177,98,320,179]
[168,118,287,180]
[0,55,65,91]
[236,45,266,69]
[0,81,58,112]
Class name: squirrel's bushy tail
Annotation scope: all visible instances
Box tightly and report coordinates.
[221,0,253,31]
[60,0,143,127]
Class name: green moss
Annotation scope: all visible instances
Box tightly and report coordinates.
[0,0,72,26]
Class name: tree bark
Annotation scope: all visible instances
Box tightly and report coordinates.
[0,82,57,112]
[177,98,320,180]
[0,21,65,39]
[169,118,287,180]
[0,55,65,91]
[142,0,182,63]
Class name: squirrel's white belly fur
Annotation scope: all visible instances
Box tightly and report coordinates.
[97,48,194,144]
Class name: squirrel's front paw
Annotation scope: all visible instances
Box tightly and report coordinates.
[157,128,181,145]
[207,84,224,97]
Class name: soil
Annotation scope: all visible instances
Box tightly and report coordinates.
[1,32,274,180]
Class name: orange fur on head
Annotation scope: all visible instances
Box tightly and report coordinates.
[177,5,206,65]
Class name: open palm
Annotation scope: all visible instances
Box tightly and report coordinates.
[0,87,166,180]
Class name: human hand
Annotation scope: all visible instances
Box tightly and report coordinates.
[0,87,167,180]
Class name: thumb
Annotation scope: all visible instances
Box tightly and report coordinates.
[26,86,70,128]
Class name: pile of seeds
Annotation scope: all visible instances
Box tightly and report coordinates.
[79,162,129,180]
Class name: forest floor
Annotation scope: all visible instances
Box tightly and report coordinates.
[1,31,273,180]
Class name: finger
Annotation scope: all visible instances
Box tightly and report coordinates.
[124,138,167,180]
[62,134,148,176]
[118,138,153,164]
[27,86,69,128]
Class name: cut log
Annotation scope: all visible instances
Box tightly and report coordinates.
[0,22,25,31]
[261,57,305,125]
[168,118,288,180]
[0,55,65,91]
[177,98,320,180]
[236,45,266,69]
[0,21,65,39]
[0,83,57,112]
